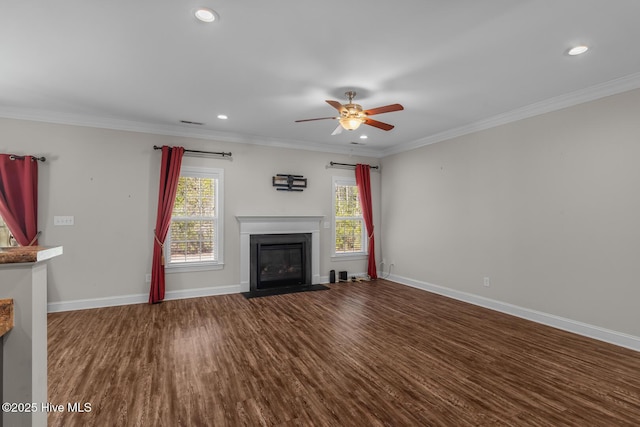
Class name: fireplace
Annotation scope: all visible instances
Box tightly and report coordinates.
[250,233,311,291]
[237,215,324,294]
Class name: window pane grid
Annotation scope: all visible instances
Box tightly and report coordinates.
[334,181,366,254]
[173,177,216,217]
[335,219,364,253]
[335,185,362,217]
[169,173,219,265]
[170,219,217,263]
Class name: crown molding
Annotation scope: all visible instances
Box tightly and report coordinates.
[382,72,640,157]
[0,106,382,158]
[3,72,639,160]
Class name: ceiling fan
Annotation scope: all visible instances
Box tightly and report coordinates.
[295,91,404,135]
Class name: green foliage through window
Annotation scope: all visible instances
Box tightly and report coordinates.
[334,183,365,253]
[169,175,218,263]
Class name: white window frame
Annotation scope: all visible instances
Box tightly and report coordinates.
[165,166,224,272]
[332,176,368,259]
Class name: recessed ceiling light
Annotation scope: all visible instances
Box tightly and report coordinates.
[568,45,589,56]
[195,8,217,23]
[359,135,368,139]
[217,114,228,120]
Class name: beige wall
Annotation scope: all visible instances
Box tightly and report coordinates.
[0,119,380,305]
[381,88,640,337]
[4,88,638,338]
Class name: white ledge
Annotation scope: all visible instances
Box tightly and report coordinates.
[236,215,324,223]
[36,246,63,262]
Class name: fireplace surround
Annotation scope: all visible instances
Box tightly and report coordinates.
[237,216,323,294]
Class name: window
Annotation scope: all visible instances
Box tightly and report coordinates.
[166,166,224,271]
[0,215,15,247]
[333,177,366,257]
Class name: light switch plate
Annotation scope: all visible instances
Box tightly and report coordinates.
[54,216,74,226]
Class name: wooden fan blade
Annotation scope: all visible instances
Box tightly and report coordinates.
[326,100,346,112]
[295,117,338,123]
[331,124,343,135]
[364,118,394,131]
[364,103,404,116]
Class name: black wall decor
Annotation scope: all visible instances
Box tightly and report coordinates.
[273,174,307,191]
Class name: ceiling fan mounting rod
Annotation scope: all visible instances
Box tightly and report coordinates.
[345,90,357,103]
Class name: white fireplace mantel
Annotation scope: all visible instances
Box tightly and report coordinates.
[236,215,323,291]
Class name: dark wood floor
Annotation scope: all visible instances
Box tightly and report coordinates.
[48,280,640,426]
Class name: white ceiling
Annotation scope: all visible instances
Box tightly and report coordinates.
[2,1,640,157]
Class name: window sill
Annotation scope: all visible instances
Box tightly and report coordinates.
[165,262,224,273]
[331,253,368,261]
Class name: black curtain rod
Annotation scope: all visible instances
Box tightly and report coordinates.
[9,154,46,162]
[153,145,232,157]
[329,161,379,170]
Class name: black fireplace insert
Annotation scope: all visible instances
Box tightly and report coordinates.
[245,233,327,298]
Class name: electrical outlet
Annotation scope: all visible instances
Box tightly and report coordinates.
[145,274,151,283]
[483,277,490,287]
[382,258,386,265]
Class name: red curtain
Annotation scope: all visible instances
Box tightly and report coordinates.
[355,164,377,279]
[0,154,39,246]
[149,146,184,304]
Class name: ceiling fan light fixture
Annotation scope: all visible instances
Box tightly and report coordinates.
[340,117,364,131]
[295,90,402,134]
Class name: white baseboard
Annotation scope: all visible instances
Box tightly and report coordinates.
[47,284,242,313]
[51,275,638,352]
[46,273,366,312]
[389,274,640,352]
